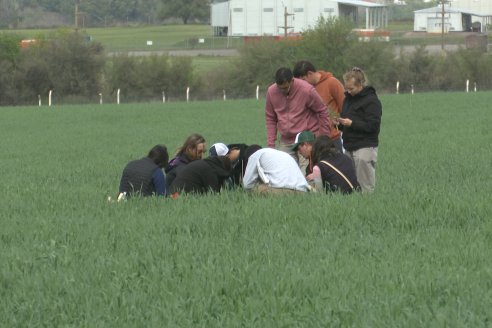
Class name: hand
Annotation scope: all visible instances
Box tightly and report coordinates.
[338,118,352,127]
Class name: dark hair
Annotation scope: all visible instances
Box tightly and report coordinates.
[275,67,293,84]
[176,133,206,157]
[148,144,169,168]
[293,60,316,78]
[242,144,262,176]
[311,136,339,164]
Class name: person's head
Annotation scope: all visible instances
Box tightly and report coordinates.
[275,67,294,95]
[242,144,262,175]
[177,133,206,161]
[311,135,339,164]
[293,60,317,85]
[292,130,315,158]
[148,144,169,168]
[209,143,229,157]
[343,67,368,96]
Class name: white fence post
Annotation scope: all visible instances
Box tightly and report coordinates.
[48,90,52,106]
[396,81,399,94]
[223,89,226,101]
[117,88,120,104]
[411,84,414,95]
[466,79,469,93]
[162,91,166,103]
[474,82,477,92]
[256,85,259,100]
[38,95,41,107]
[186,87,190,102]
[99,93,103,105]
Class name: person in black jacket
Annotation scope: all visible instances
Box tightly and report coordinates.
[338,67,382,193]
[169,156,231,196]
[118,144,169,199]
[311,136,359,194]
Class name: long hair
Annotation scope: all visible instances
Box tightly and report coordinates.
[311,136,339,164]
[176,133,206,157]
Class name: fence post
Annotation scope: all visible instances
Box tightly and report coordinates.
[474,82,477,92]
[48,90,52,106]
[99,93,103,105]
[38,95,41,107]
[396,81,399,94]
[466,79,469,93]
[411,84,414,95]
[256,85,259,100]
[117,88,120,104]
[223,89,226,101]
[162,91,166,103]
[186,87,190,102]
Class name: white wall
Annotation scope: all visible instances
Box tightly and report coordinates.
[229,0,339,36]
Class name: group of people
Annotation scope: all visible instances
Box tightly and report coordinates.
[118,62,382,199]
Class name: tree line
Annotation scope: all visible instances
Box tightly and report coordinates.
[1,17,492,106]
[0,0,214,28]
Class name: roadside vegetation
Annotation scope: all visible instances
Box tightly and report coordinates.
[1,19,492,105]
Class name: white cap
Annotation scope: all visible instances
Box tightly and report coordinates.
[209,143,229,156]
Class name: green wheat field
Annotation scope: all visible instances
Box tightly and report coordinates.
[1,92,491,326]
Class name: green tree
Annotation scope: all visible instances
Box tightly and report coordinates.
[158,0,210,24]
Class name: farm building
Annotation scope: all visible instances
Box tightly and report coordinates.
[211,0,388,37]
[414,3,491,33]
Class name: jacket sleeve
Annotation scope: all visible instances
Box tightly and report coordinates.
[265,89,278,148]
[152,168,167,196]
[350,97,382,134]
[309,88,331,137]
[330,77,346,114]
[242,157,259,189]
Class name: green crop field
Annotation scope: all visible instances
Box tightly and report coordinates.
[1,92,491,326]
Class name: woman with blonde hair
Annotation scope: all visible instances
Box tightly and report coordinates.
[337,67,382,193]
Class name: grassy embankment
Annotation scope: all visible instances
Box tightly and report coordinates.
[1,92,491,326]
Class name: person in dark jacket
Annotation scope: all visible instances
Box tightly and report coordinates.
[165,133,206,189]
[337,67,382,193]
[311,136,359,194]
[169,156,231,195]
[118,144,169,199]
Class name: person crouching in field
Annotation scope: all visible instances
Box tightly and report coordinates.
[118,144,169,199]
[165,133,206,189]
[169,156,232,196]
[242,145,311,194]
[310,136,359,194]
[291,130,316,182]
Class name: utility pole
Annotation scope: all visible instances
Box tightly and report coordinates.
[440,0,447,51]
[278,7,294,38]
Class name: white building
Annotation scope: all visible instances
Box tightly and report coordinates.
[414,2,491,33]
[211,0,388,37]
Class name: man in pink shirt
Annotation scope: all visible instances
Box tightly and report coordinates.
[265,67,332,170]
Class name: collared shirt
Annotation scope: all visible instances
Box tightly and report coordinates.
[242,148,310,192]
[265,78,331,148]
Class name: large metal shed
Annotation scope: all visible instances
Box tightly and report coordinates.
[210,0,388,37]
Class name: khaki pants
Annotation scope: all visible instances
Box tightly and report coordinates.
[251,183,304,195]
[346,147,378,193]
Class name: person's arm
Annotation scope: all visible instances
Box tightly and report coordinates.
[309,88,331,137]
[265,89,278,148]
[329,77,346,114]
[312,165,323,192]
[242,156,260,189]
[349,98,382,133]
[152,168,167,196]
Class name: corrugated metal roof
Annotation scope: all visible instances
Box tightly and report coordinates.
[414,5,486,17]
[336,0,386,8]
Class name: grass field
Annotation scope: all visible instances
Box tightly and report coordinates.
[1,92,491,326]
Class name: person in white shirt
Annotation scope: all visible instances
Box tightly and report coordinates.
[242,146,310,194]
